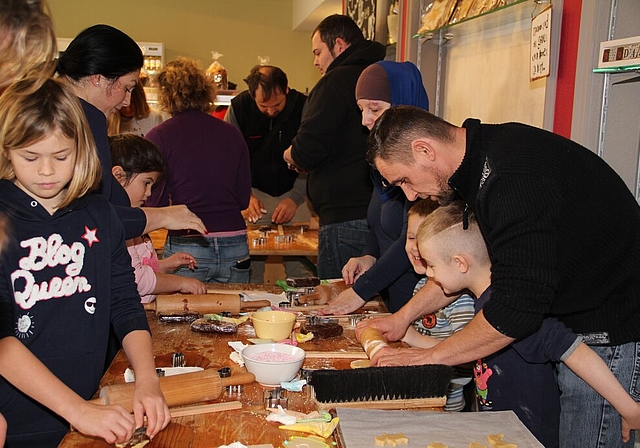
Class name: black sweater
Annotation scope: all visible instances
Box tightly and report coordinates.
[291,39,385,225]
[81,99,147,239]
[450,119,640,345]
[0,180,149,446]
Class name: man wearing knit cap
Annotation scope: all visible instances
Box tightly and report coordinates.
[283,14,385,279]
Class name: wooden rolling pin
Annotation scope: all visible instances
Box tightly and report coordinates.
[95,369,255,413]
[358,327,390,360]
[143,293,271,314]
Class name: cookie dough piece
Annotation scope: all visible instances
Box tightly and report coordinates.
[301,322,344,339]
[190,318,238,333]
[487,434,517,448]
[374,433,408,447]
[469,443,488,448]
[115,440,150,448]
[349,359,371,369]
[386,434,408,447]
[427,443,448,448]
[132,441,150,448]
[374,434,387,447]
[286,277,320,288]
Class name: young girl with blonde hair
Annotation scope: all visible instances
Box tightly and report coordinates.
[0,77,170,447]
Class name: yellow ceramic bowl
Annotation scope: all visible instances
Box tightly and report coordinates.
[250,310,296,341]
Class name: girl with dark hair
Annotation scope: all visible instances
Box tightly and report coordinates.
[109,134,206,302]
[57,24,206,241]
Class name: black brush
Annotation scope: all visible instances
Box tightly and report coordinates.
[309,364,454,403]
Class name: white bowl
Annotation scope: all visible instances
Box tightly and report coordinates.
[241,343,305,387]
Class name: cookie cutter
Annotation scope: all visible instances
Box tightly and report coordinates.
[252,237,267,246]
[306,315,338,325]
[274,234,295,244]
[264,387,288,409]
[120,426,149,447]
[285,287,315,306]
[299,369,316,398]
[348,314,366,328]
[218,366,244,394]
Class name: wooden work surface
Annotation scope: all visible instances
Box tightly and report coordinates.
[148,225,318,257]
[58,286,412,448]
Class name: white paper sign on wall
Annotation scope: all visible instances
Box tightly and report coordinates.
[531,5,552,81]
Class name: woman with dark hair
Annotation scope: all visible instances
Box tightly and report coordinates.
[57,24,206,373]
[57,24,205,240]
[146,57,252,284]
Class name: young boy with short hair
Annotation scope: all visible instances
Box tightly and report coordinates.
[389,200,640,446]
[403,199,475,411]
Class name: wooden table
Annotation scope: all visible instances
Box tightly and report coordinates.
[58,287,401,448]
[149,225,319,283]
[247,225,318,257]
[148,225,318,257]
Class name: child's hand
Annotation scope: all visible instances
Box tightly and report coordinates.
[131,376,171,440]
[620,405,640,443]
[68,401,135,445]
[159,252,198,273]
[178,277,207,295]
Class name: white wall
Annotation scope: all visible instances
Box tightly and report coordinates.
[418,2,551,127]
[441,13,547,126]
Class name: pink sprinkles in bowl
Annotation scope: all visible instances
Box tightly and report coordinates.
[247,351,299,363]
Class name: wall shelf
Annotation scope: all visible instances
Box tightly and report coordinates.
[415,0,538,42]
[593,65,640,74]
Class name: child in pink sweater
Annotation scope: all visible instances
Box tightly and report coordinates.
[110,134,206,302]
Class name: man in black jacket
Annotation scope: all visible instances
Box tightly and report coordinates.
[283,14,385,279]
[226,65,314,281]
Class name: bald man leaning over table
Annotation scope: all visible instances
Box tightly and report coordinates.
[356,105,640,448]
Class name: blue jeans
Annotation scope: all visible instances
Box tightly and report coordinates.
[557,341,640,448]
[317,219,369,279]
[164,234,250,283]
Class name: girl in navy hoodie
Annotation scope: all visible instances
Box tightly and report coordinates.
[0,77,170,447]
